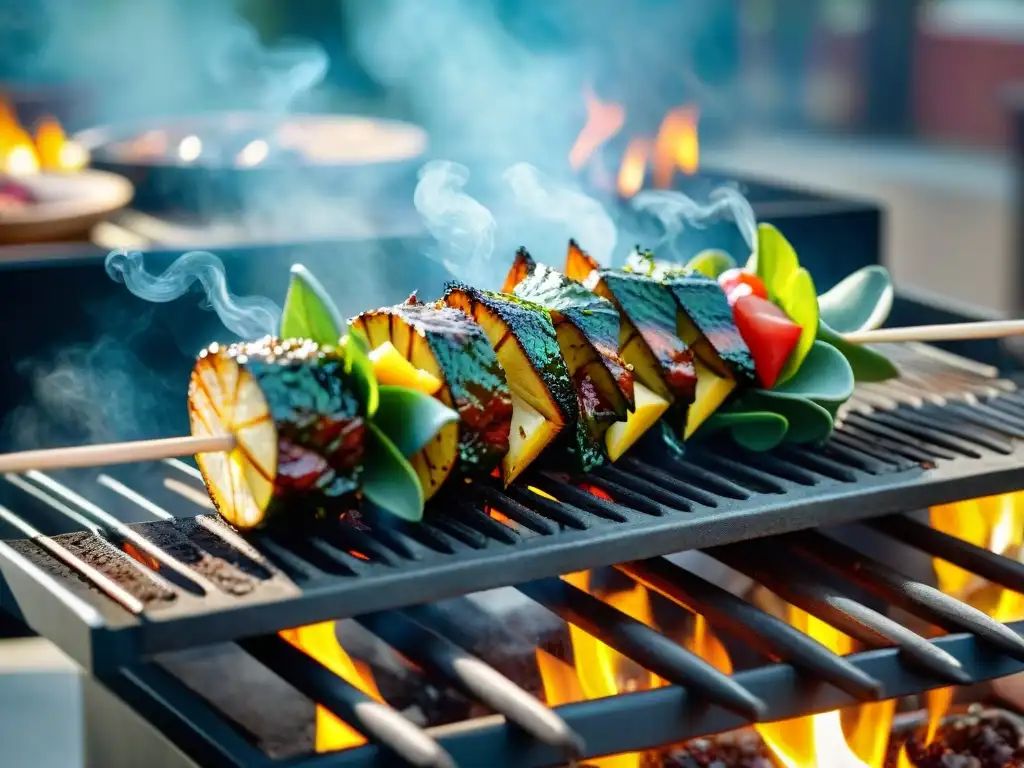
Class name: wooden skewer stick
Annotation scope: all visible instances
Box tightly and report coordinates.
[0,434,236,475]
[2,317,1021,475]
[843,319,1024,345]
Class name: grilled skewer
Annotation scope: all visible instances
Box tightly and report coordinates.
[0,240,928,531]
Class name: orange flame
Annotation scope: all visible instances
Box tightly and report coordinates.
[0,98,87,175]
[568,88,700,198]
[616,139,651,199]
[534,569,733,766]
[912,491,1024,753]
[280,622,383,753]
[569,85,625,172]
[651,105,700,187]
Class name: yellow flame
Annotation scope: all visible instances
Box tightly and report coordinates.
[280,621,383,753]
[756,610,876,768]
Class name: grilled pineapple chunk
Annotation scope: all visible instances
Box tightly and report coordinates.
[351,300,512,499]
[369,341,443,394]
[189,338,366,530]
[605,382,671,461]
[443,283,575,484]
[685,358,737,438]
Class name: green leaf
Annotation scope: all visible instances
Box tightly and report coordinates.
[361,423,425,522]
[374,385,459,458]
[818,265,894,333]
[685,249,737,279]
[736,392,834,445]
[747,224,799,299]
[702,411,789,451]
[775,267,819,384]
[280,264,344,346]
[817,321,899,382]
[768,340,855,415]
[341,331,379,417]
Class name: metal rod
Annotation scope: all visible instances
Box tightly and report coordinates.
[783,530,1024,661]
[356,610,584,757]
[101,619,1024,768]
[516,577,768,721]
[617,557,884,700]
[866,515,1024,594]
[710,544,972,685]
[22,471,211,596]
[0,505,145,614]
[239,635,455,768]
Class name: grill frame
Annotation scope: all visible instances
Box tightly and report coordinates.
[3,391,1024,675]
[2,339,1024,675]
[84,619,1024,768]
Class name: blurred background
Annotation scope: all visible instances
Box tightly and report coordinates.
[0,0,1019,309]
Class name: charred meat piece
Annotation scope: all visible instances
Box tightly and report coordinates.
[188,337,366,530]
[351,299,513,500]
[442,282,587,481]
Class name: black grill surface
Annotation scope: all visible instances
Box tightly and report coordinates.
[2,343,1024,675]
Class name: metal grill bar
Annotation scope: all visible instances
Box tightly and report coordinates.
[616,557,885,700]
[866,514,1024,592]
[354,610,584,757]
[240,635,456,768]
[516,577,768,720]
[780,530,1024,660]
[709,542,973,684]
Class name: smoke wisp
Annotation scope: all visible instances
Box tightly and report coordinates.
[631,185,758,255]
[414,160,497,287]
[503,162,616,267]
[105,249,281,340]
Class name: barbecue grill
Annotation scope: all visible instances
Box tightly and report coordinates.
[4,239,1024,766]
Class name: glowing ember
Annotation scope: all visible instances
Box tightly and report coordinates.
[568,88,700,197]
[280,621,383,753]
[0,98,88,175]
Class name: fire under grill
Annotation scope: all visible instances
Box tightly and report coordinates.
[5,343,1024,767]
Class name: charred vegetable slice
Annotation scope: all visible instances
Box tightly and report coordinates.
[632,251,757,384]
[188,337,366,530]
[506,250,637,470]
[351,301,512,499]
[593,269,697,406]
[685,358,736,438]
[443,282,578,482]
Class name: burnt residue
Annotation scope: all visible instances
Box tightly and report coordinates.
[127,517,270,596]
[3,539,138,622]
[52,531,177,606]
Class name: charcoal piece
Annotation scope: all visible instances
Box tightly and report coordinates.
[893,708,1024,768]
[54,531,176,605]
[664,731,776,768]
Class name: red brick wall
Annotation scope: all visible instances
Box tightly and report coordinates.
[914,31,1024,147]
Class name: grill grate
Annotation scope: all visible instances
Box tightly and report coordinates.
[86,524,1024,768]
[2,344,1024,674]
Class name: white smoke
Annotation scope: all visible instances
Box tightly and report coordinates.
[631,185,757,255]
[414,161,497,287]
[105,249,281,340]
[503,163,616,267]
